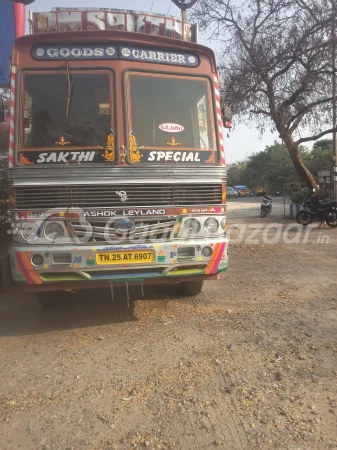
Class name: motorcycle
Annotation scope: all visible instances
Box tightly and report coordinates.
[260,195,272,218]
[296,194,337,228]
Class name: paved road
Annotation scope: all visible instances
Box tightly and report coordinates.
[227,196,291,222]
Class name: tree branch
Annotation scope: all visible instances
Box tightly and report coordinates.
[287,97,333,130]
[296,128,337,145]
[249,109,270,115]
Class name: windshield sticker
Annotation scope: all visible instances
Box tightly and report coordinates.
[205,151,216,164]
[55,135,71,146]
[102,132,116,162]
[129,132,141,163]
[19,149,216,164]
[145,150,215,163]
[20,150,111,164]
[159,123,184,133]
[20,154,34,165]
[167,137,180,147]
[99,103,110,115]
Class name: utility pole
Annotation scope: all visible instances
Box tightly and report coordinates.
[332,0,337,198]
[171,0,198,22]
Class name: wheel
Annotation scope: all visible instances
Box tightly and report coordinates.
[180,280,204,296]
[326,209,337,228]
[260,207,267,218]
[35,291,66,306]
[296,210,312,226]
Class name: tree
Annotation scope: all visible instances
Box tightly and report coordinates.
[227,141,301,191]
[0,88,10,153]
[0,88,10,233]
[192,0,336,190]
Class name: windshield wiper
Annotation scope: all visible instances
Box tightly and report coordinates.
[65,61,73,119]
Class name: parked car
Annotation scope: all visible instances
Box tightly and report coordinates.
[227,186,239,198]
[233,185,250,196]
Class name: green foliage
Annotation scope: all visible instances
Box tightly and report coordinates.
[290,189,310,205]
[228,139,333,195]
[307,140,332,176]
[228,141,300,192]
[0,88,10,115]
[290,185,331,204]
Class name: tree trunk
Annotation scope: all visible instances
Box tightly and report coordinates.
[281,132,317,191]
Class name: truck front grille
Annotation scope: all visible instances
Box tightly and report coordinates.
[70,217,177,243]
[14,183,223,210]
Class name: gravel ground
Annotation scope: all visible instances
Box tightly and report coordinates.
[0,203,336,450]
[227,196,291,222]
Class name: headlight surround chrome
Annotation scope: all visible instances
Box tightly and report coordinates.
[183,218,201,235]
[204,217,219,234]
[44,222,65,241]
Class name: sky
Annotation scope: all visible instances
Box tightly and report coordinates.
[26,0,279,164]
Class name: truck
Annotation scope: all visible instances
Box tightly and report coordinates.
[1,6,230,305]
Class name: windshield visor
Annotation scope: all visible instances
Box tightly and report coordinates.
[19,71,115,165]
[126,73,218,164]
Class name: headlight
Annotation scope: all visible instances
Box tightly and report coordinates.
[204,217,219,234]
[184,218,201,235]
[221,218,227,230]
[21,222,40,242]
[44,222,64,241]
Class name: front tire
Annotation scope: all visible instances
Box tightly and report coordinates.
[326,208,337,228]
[180,280,204,296]
[260,207,267,218]
[296,210,312,226]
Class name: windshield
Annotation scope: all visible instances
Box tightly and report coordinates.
[21,72,113,163]
[126,73,218,164]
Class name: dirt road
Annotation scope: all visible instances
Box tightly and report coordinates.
[1,212,337,449]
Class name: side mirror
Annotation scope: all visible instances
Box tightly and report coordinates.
[222,105,232,128]
[0,99,4,123]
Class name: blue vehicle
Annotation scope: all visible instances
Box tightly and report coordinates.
[233,185,249,196]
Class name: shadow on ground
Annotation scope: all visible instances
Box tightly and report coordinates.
[0,283,184,337]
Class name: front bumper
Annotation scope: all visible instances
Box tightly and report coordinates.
[10,238,228,287]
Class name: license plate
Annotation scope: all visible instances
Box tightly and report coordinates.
[96,250,155,265]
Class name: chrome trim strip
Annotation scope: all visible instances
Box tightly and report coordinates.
[8,166,227,185]
[11,205,226,212]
